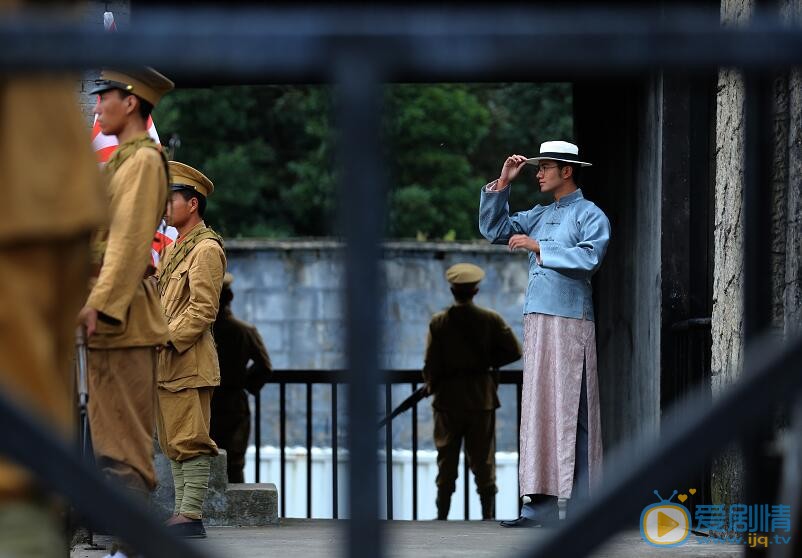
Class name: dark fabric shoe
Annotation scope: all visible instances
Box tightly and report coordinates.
[479,492,496,520]
[166,519,206,539]
[435,490,451,521]
[499,516,541,528]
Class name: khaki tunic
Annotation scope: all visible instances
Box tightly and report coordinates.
[422,300,522,495]
[211,308,272,482]
[157,225,226,391]
[85,134,169,493]
[156,223,225,461]
[87,134,170,349]
[0,76,104,498]
[423,301,522,411]
[1,80,104,243]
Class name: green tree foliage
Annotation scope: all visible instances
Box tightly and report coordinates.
[153,82,572,240]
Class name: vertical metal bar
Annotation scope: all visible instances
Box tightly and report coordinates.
[332,382,339,519]
[307,382,313,519]
[411,381,418,521]
[336,56,385,557]
[517,382,522,513]
[385,382,394,520]
[254,391,261,483]
[280,381,287,518]
[463,453,469,519]
[743,70,777,558]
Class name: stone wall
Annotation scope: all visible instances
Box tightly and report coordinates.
[226,240,530,452]
[225,240,528,371]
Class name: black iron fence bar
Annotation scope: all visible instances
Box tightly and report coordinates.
[332,382,339,519]
[254,391,261,483]
[265,370,522,383]
[279,382,287,517]
[516,382,522,515]
[520,331,802,558]
[7,8,802,77]
[254,370,523,519]
[670,317,712,331]
[0,387,212,558]
[306,381,313,519]
[411,382,419,521]
[385,382,394,520]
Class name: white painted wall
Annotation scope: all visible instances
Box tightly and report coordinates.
[245,446,521,521]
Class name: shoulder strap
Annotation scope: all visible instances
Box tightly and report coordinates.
[106,137,169,188]
[157,227,224,296]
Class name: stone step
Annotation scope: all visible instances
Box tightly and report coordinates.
[152,449,278,526]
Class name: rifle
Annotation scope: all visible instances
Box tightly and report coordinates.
[377,386,429,429]
[74,326,94,545]
[74,326,91,460]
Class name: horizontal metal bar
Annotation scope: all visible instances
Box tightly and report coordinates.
[264,369,521,384]
[670,317,712,331]
[2,7,802,80]
[0,386,212,558]
[520,332,802,558]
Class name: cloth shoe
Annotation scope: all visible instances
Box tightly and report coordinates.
[166,518,206,539]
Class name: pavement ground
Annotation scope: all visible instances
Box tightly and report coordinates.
[71,519,746,558]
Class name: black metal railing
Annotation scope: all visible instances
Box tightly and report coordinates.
[669,318,713,508]
[252,369,523,520]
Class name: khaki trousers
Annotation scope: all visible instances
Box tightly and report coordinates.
[157,386,218,462]
[434,409,497,495]
[0,237,88,499]
[210,388,250,483]
[87,347,158,493]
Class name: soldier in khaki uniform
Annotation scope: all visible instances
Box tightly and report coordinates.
[423,263,522,520]
[211,273,272,483]
[156,161,226,539]
[77,69,174,505]
[0,69,104,556]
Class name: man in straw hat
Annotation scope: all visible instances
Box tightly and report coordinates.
[156,161,226,538]
[423,263,522,520]
[77,68,174,508]
[0,48,104,557]
[479,141,611,527]
[211,272,272,484]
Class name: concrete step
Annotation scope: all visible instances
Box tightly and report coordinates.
[152,449,278,526]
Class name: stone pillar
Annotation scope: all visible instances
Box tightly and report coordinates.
[711,0,751,507]
[784,12,802,337]
[712,0,802,506]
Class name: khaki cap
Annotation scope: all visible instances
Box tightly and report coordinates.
[445,263,485,285]
[89,67,174,106]
[168,161,214,198]
[222,272,234,288]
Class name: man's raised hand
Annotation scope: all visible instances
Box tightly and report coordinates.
[497,154,529,190]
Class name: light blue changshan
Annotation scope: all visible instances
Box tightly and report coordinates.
[479,184,611,321]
